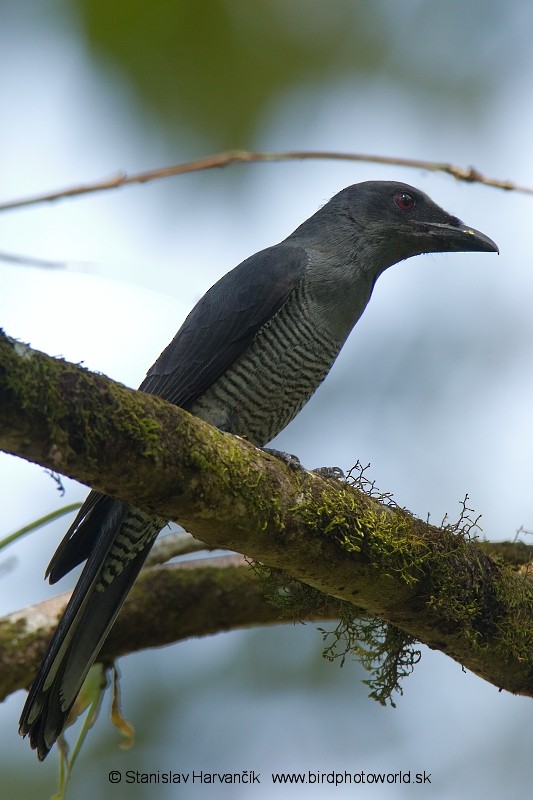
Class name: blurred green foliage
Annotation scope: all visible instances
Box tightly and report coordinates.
[67,0,506,148]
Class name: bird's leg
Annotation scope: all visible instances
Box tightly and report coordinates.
[263,448,345,480]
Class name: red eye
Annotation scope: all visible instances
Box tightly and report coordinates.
[394,192,415,211]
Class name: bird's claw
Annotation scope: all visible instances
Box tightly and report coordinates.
[312,466,345,480]
[262,449,344,481]
[262,447,303,470]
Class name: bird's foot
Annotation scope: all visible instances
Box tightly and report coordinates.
[262,447,303,470]
[262,449,344,481]
[312,466,345,480]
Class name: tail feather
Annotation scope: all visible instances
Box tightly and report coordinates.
[19,497,161,760]
[46,493,121,584]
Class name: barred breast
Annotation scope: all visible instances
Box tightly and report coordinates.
[189,280,342,446]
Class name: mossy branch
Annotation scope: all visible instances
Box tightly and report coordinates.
[0,555,344,701]
[1,329,533,700]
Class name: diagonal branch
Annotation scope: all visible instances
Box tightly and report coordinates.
[1,329,533,700]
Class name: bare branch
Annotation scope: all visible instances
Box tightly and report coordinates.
[144,529,211,566]
[0,149,529,213]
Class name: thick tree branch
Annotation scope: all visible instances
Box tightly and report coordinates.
[1,330,533,700]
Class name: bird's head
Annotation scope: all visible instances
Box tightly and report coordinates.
[327,180,499,272]
[285,180,498,335]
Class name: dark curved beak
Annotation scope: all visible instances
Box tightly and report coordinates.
[420,221,499,254]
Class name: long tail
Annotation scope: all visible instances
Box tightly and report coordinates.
[19,494,163,760]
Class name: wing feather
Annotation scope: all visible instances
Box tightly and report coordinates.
[139,243,308,407]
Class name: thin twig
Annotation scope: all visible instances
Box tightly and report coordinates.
[0,149,530,213]
[0,251,90,270]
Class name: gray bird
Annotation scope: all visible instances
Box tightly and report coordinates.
[19,181,498,759]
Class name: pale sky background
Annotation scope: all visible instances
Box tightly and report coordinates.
[1,2,533,798]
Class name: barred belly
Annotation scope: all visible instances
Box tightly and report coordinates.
[190,282,341,446]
